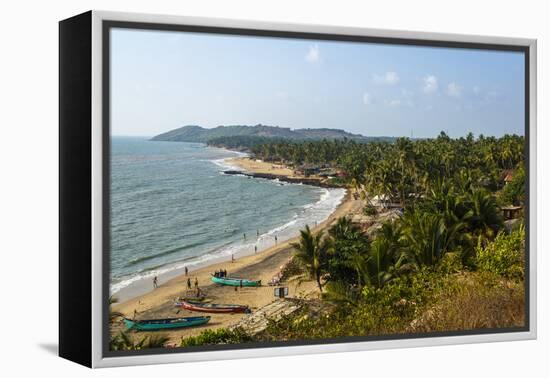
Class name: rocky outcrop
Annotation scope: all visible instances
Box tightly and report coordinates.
[222,170,341,188]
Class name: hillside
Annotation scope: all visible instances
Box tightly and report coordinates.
[150,124,379,143]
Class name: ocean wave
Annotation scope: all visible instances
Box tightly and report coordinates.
[125,241,204,267]
[110,240,241,294]
[111,186,346,296]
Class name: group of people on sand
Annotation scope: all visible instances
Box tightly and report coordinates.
[186,276,199,290]
[213,269,228,278]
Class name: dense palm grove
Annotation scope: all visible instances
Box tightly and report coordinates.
[259,133,525,288]
[250,132,524,204]
[180,132,526,346]
[113,132,527,348]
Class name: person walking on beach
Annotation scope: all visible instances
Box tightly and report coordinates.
[256,229,259,237]
[187,277,192,290]
[194,277,199,289]
[275,235,278,245]
[184,266,188,276]
[254,245,257,254]
[240,280,243,289]
[153,276,158,289]
[243,233,246,240]
[231,254,235,263]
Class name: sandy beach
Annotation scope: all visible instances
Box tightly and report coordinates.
[225,157,298,177]
[112,158,362,345]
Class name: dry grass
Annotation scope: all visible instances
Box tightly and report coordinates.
[408,272,525,332]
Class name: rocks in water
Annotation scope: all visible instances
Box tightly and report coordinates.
[222,170,339,188]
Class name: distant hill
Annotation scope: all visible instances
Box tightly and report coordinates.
[151,124,389,143]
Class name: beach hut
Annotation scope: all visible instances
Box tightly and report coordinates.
[502,169,515,185]
[296,164,321,177]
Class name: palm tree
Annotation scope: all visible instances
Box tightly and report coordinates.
[344,250,370,288]
[466,189,503,241]
[291,225,330,292]
[367,237,397,288]
[328,216,357,240]
[401,212,463,267]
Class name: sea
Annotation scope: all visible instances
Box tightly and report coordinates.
[110,136,346,299]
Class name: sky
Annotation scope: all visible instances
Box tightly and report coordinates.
[111,28,525,138]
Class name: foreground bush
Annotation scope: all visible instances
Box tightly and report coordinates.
[258,267,525,341]
[177,227,526,347]
[476,226,525,280]
[408,272,524,332]
[110,331,169,351]
[180,328,252,347]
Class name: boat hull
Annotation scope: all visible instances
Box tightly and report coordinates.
[176,300,249,313]
[123,316,210,331]
[211,275,261,287]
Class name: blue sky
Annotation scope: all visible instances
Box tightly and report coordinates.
[111,28,525,138]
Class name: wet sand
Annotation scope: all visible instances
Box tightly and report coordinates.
[112,191,363,345]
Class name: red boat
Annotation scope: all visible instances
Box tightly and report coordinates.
[175,299,250,314]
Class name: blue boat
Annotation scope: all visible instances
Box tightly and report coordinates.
[123,316,210,331]
[211,275,261,287]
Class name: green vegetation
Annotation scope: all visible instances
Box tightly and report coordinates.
[151,124,384,144]
[110,332,170,351]
[362,204,377,216]
[180,328,252,347]
[249,132,523,205]
[178,131,526,346]
[476,225,525,280]
[291,225,331,292]
[499,165,526,206]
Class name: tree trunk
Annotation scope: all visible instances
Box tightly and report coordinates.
[316,273,323,293]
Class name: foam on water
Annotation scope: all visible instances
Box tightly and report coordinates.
[109,138,346,297]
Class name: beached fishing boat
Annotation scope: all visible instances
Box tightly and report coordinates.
[123,316,210,331]
[175,299,250,313]
[211,275,261,287]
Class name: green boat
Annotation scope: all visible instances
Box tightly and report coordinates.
[211,275,261,287]
[123,316,210,331]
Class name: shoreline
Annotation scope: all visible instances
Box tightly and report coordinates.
[113,189,360,344]
[224,157,342,189]
[111,154,348,303]
[111,155,363,344]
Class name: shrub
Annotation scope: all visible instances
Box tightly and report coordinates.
[408,272,525,332]
[280,256,303,281]
[476,226,525,280]
[499,166,526,206]
[110,332,169,351]
[180,327,252,347]
[362,204,377,216]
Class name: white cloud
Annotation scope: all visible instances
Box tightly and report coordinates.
[385,99,402,107]
[305,44,320,63]
[446,82,462,98]
[362,92,373,105]
[373,71,400,85]
[422,75,438,94]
